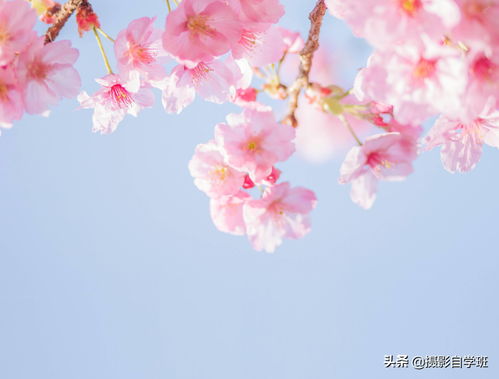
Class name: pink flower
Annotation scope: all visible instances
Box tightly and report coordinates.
[452,0,499,45]
[114,17,167,81]
[0,0,37,65]
[243,182,317,253]
[234,87,257,103]
[0,65,24,127]
[188,140,247,198]
[162,0,241,64]
[327,0,460,48]
[17,38,81,115]
[159,57,247,114]
[232,25,288,67]
[229,0,284,29]
[424,98,499,172]
[354,40,467,123]
[215,109,295,182]
[78,71,154,134]
[278,27,304,54]
[339,133,417,209]
[464,47,499,112]
[368,101,424,141]
[210,191,250,236]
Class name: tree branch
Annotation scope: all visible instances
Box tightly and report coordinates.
[44,0,86,44]
[283,0,327,127]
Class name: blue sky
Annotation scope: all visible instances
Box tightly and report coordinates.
[0,1,497,378]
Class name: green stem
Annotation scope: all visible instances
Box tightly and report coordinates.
[96,27,115,43]
[339,114,362,146]
[93,27,113,74]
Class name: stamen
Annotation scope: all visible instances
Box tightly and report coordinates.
[191,62,213,86]
[187,14,213,36]
[110,84,133,108]
[400,0,422,15]
[413,58,437,79]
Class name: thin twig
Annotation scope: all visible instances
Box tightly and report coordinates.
[44,0,85,44]
[282,0,327,127]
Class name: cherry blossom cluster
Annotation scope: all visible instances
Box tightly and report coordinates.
[1,0,497,252]
[0,0,80,131]
[72,0,318,252]
[77,0,304,134]
[0,0,317,253]
[189,108,316,253]
[323,0,499,208]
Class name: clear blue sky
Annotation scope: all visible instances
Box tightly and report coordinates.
[0,1,497,378]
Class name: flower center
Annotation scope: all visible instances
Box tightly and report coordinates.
[412,58,437,79]
[472,54,496,82]
[187,14,213,36]
[400,0,421,15]
[247,141,259,152]
[462,0,489,20]
[27,61,49,80]
[268,201,285,217]
[0,29,10,44]
[110,84,133,108]
[239,30,261,51]
[213,166,229,181]
[367,152,392,170]
[0,81,9,101]
[130,43,155,65]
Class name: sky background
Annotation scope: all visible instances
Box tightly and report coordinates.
[0,1,498,378]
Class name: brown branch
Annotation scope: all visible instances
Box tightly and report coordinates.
[283,0,327,127]
[44,0,86,44]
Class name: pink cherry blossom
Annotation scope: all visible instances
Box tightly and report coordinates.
[0,0,38,65]
[464,47,499,111]
[243,182,317,253]
[114,17,168,81]
[327,0,460,48]
[229,0,284,29]
[278,27,304,54]
[78,71,154,134]
[367,101,423,142]
[0,65,24,127]
[162,0,242,64]
[261,166,282,186]
[234,87,257,103]
[354,40,467,123]
[17,38,81,115]
[232,25,287,67]
[424,98,499,173]
[159,57,249,114]
[188,140,247,198]
[210,191,250,236]
[215,108,295,182]
[339,132,417,209]
[452,0,499,45]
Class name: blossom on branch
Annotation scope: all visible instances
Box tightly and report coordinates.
[215,108,295,183]
[243,182,317,253]
[339,132,418,209]
[77,72,153,134]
